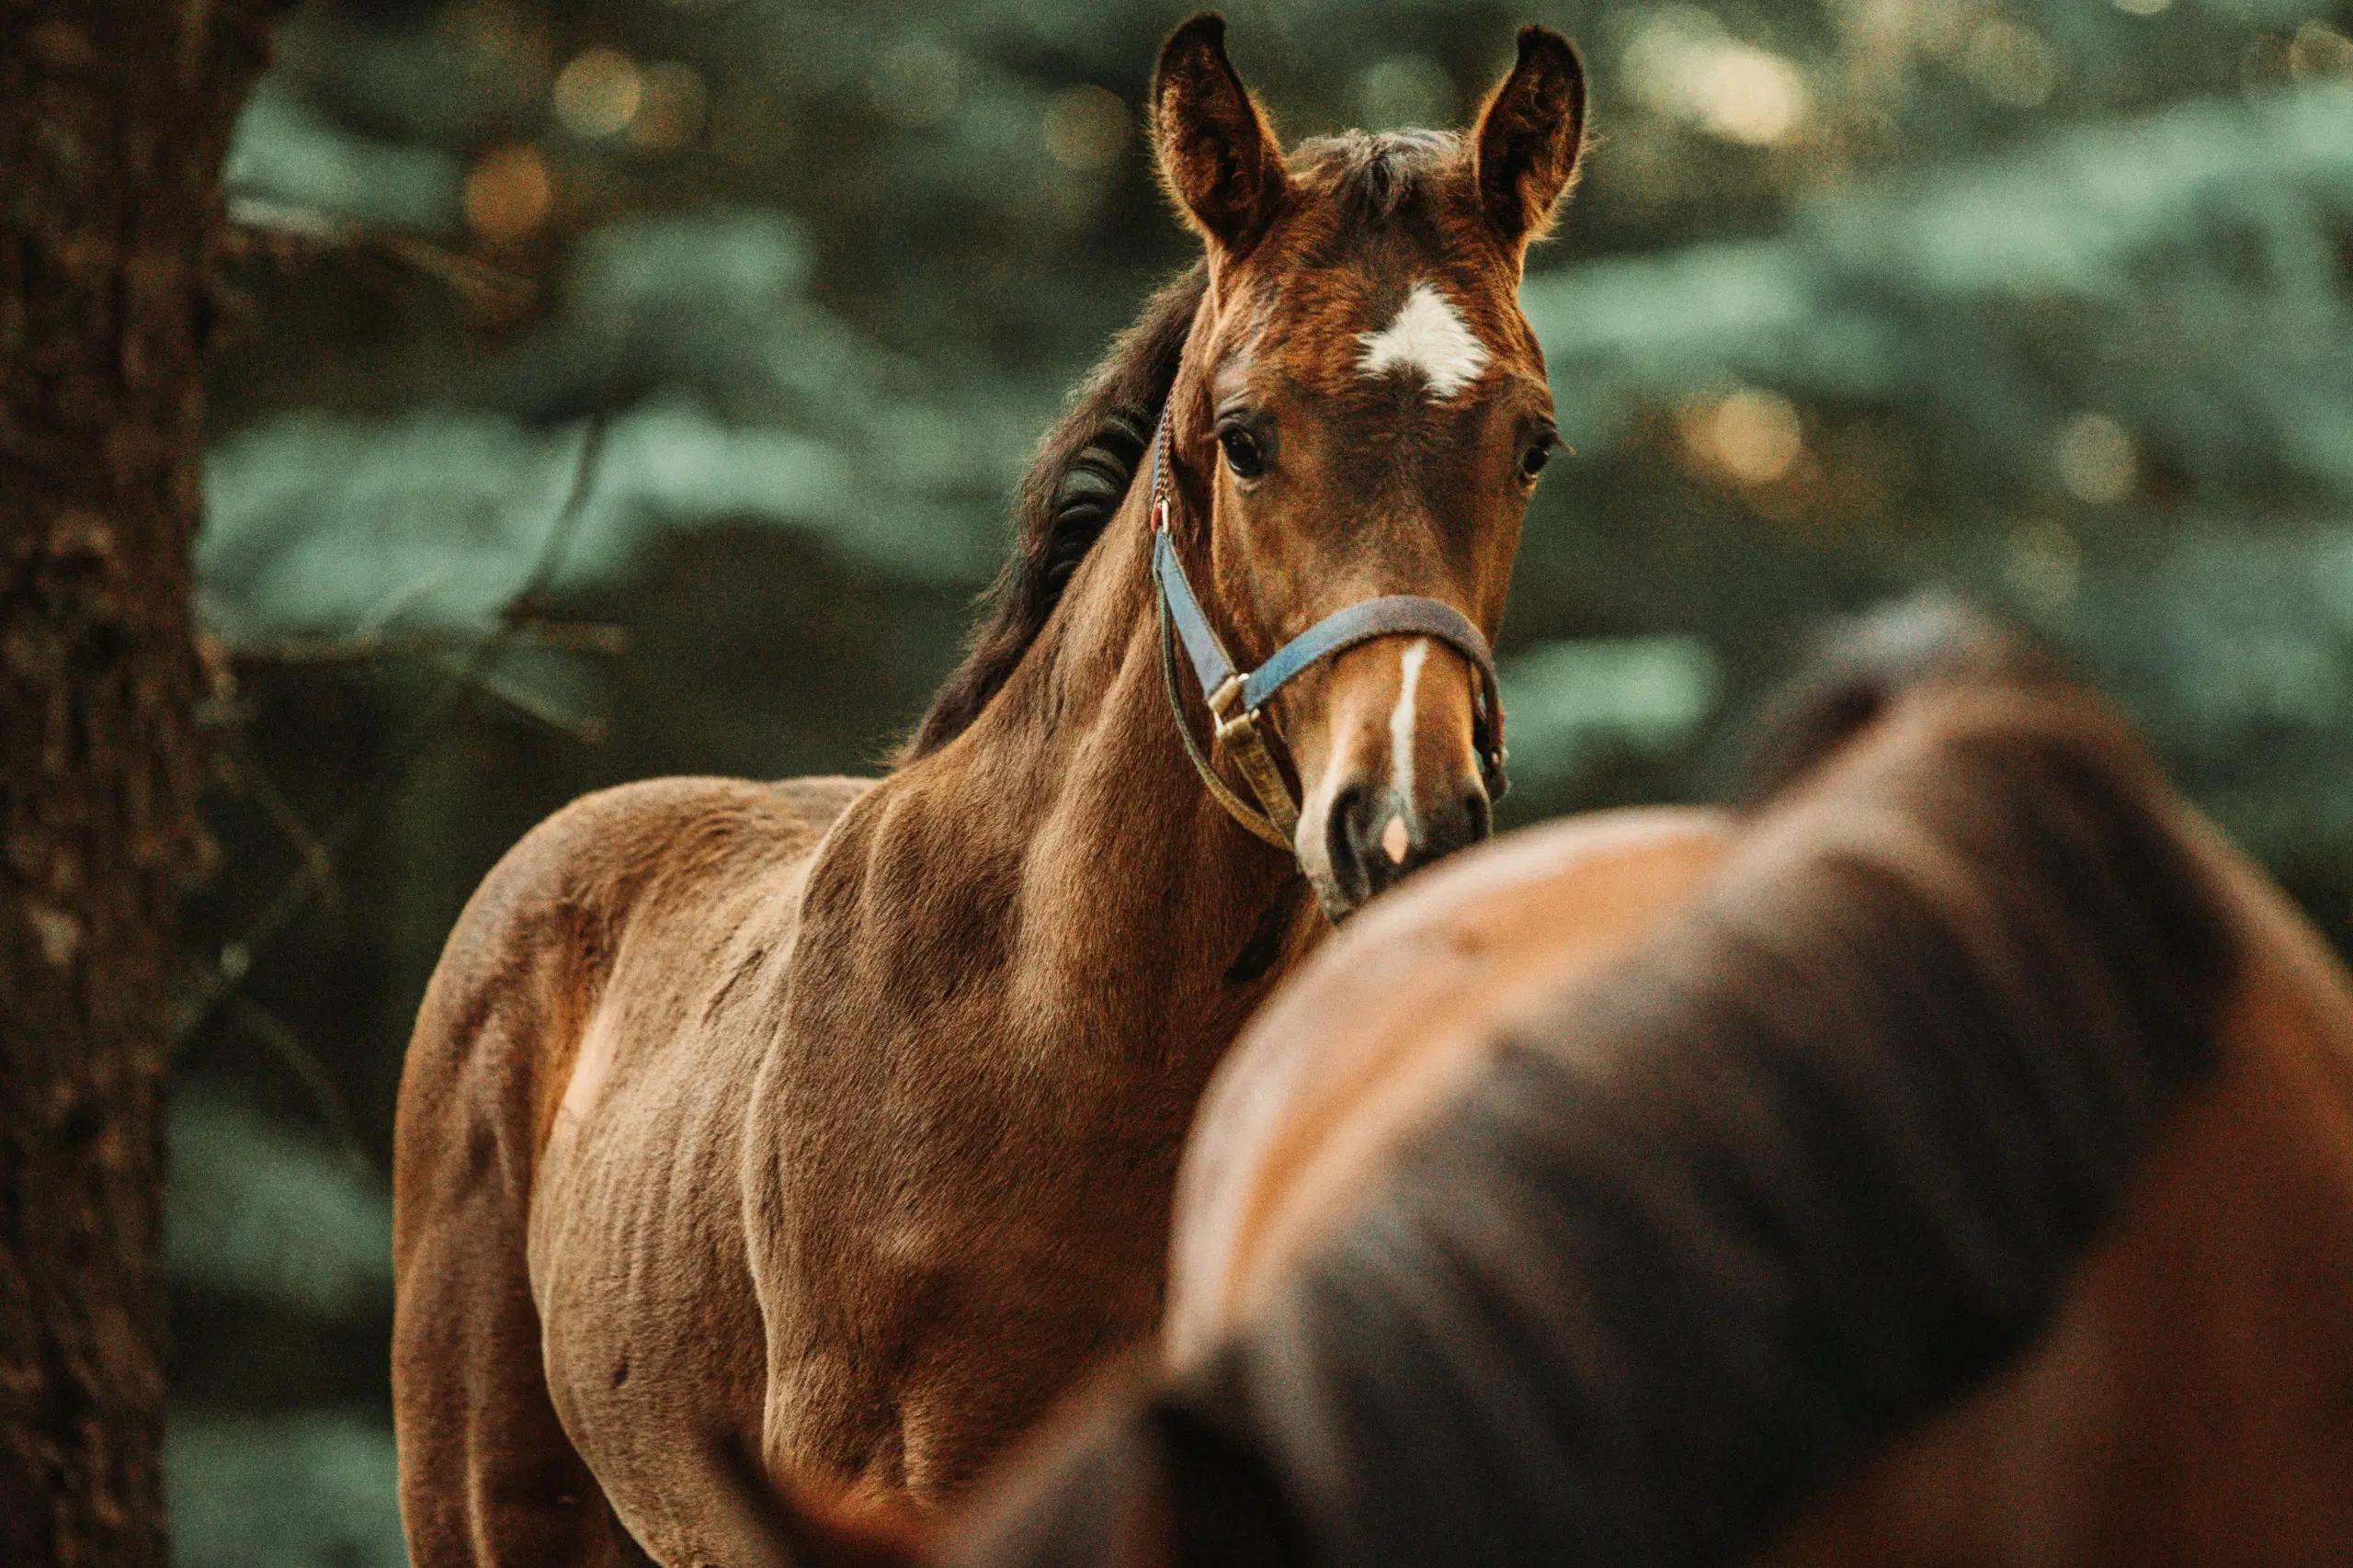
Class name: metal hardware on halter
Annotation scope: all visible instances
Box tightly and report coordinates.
[1145,403,1509,861]
[1208,677,1253,741]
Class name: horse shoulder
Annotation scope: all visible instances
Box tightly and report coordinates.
[1165,805,1727,1366]
[394,773,872,1273]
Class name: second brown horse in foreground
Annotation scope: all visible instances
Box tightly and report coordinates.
[392,16,1588,1568]
[895,603,2353,1568]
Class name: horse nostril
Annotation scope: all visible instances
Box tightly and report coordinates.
[1324,781,1487,914]
[1324,783,1376,906]
[1409,788,1489,854]
[1461,785,1493,845]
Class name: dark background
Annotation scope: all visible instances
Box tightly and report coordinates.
[169,1,2353,1561]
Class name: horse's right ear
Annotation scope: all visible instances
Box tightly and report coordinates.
[1153,14,1290,258]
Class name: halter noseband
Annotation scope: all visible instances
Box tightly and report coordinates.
[1148,406,1509,856]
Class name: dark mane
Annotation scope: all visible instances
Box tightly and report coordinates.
[1729,594,2070,810]
[903,263,1209,760]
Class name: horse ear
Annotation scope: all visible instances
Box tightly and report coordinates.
[1153,14,1290,257]
[1471,27,1587,258]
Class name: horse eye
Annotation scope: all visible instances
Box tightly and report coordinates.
[1519,437,1557,483]
[1219,425,1266,480]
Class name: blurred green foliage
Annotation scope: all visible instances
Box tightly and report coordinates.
[168,1090,390,1317]
[169,1412,405,1568]
[176,0,2353,1559]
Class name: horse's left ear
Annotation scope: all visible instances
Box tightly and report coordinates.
[1154,13,1292,259]
[1472,27,1587,259]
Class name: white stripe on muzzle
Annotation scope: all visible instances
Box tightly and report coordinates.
[1383,639,1430,861]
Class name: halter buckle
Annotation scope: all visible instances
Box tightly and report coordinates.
[1207,674,1254,742]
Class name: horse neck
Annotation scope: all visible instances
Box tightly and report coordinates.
[804,483,1313,1071]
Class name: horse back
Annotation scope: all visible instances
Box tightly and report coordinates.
[1156,649,2353,1568]
[1763,811,2353,1567]
[392,772,869,1568]
[1165,804,1729,1367]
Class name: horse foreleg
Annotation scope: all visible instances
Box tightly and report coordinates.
[392,1145,645,1567]
[392,864,641,1567]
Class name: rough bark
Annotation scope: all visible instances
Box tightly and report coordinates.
[1,6,281,1562]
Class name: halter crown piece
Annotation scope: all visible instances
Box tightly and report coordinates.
[1148,405,1509,860]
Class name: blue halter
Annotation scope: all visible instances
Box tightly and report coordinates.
[1148,407,1509,855]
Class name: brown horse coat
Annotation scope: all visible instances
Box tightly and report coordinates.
[392,17,1588,1567]
[903,603,2353,1568]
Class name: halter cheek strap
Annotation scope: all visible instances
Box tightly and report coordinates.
[1148,410,1510,856]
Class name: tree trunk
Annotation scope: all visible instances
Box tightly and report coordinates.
[0,6,280,1562]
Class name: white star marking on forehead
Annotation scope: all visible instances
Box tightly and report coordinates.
[1356,282,1491,402]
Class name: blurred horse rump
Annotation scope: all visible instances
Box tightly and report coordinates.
[917,600,2353,1568]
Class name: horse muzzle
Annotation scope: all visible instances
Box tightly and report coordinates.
[1294,636,1497,920]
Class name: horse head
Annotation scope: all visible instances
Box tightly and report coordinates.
[1148,15,1586,919]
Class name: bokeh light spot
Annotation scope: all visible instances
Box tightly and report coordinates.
[631,62,709,152]
[1691,46,1808,144]
[2113,0,2173,15]
[553,48,643,139]
[1042,85,1131,171]
[1685,390,1803,485]
[1627,17,1809,147]
[2056,413,2137,504]
[464,144,555,243]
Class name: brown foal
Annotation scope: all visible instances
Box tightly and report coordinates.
[889,603,2353,1568]
[391,17,1586,1567]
